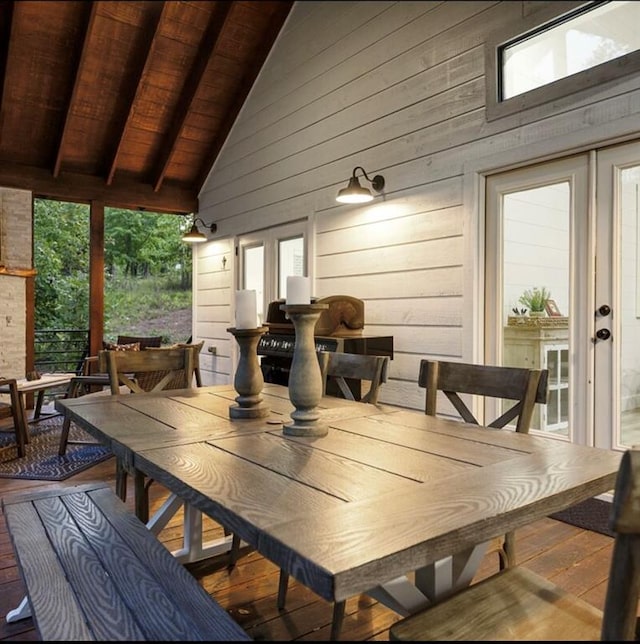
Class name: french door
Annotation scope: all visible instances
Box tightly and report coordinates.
[236,221,308,325]
[486,141,640,451]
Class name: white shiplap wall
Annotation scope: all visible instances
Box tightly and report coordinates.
[195,0,640,410]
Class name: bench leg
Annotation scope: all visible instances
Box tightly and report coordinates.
[6,596,31,622]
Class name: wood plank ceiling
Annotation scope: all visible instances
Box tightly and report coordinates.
[0,0,293,214]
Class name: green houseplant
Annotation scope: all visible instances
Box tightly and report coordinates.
[518,287,551,316]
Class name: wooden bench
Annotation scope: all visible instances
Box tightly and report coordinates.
[2,483,251,641]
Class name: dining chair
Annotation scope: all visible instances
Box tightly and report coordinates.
[150,339,205,387]
[0,378,27,458]
[275,350,391,641]
[319,351,390,403]
[101,345,196,520]
[111,334,163,349]
[389,447,640,641]
[419,359,549,571]
[57,341,143,457]
[61,346,196,521]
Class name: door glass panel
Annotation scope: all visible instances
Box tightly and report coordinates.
[278,236,304,299]
[243,244,264,324]
[619,164,640,448]
[501,183,570,436]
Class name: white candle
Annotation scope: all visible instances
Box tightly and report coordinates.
[286,276,310,304]
[235,289,258,329]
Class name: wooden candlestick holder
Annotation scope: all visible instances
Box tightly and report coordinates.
[227,325,270,419]
[280,303,328,437]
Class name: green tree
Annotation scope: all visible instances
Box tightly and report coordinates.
[34,200,193,342]
[34,200,90,330]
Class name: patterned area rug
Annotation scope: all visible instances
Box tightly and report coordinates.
[0,415,112,480]
[549,497,615,538]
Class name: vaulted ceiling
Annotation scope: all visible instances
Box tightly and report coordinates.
[0,0,293,214]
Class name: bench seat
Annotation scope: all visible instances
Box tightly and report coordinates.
[2,482,250,641]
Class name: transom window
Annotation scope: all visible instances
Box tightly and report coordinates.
[500,1,640,100]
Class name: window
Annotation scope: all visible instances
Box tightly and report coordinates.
[238,222,307,325]
[502,1,639,100]
[278,236,305,300]
[486,1,640,121]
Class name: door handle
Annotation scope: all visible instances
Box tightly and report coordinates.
[595,328,611,341]
[597,304,611,316]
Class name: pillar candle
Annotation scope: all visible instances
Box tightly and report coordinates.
[286,276,310,304]
[235,289,258,329]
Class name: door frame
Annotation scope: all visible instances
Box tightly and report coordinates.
[483,154,594,446]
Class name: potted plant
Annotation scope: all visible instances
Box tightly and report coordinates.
[518,287,551,317]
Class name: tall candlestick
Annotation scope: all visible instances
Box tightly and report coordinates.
[286,276,310,305]
[235,289,258,329]
[280,302,328,436]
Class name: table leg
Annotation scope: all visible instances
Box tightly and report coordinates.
[134,470,149,523]
[6,596,31,622]
[367,540,490,615]
[144,491,235,564]
[414,541,489,601]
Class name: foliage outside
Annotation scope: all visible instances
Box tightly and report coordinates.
[34,200,194,348]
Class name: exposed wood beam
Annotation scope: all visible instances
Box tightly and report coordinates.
[89,202,104,357]
[0,162,197,214]
[0,1,14,135]
[106,1,166,186]
[151,1,234,193]
[52,1,96,179]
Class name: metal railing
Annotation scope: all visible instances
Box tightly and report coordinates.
[34,328,89,374]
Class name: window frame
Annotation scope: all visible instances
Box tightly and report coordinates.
[485,0,640,122]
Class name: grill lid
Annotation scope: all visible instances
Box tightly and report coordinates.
[265,295,365,337]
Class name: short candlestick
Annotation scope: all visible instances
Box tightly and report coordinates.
[227,326,270,419]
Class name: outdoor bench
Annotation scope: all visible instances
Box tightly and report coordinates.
[2,482,250,641]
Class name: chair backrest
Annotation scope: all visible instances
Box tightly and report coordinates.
[601,448,640,640]
[418,359,549,433]
[98,346,195,394]
[115,335,163,350]
[319,351,389,404]
[171,340,204,387]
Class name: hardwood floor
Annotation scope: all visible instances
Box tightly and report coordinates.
[0,428,615,641]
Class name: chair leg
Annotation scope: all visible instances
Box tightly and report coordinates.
[134,470,149,523]
[330,600,346,641]
[277,570,289,610]
[228,533,242,569]
[57,416,72,456]
[115,460,128,502]
[499,530,516,570]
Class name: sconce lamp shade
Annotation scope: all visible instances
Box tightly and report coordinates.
[336,166,385,204]
[182,217,217,243]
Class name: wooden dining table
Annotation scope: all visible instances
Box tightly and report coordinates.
[56,383,622,625]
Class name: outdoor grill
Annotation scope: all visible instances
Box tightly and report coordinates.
[258,295,393,399]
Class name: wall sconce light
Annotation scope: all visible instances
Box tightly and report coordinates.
[336,166,385,204]
[182,217,217,243]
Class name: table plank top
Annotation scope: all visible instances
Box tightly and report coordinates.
[56,384,622,604]
[0,372,74,393]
